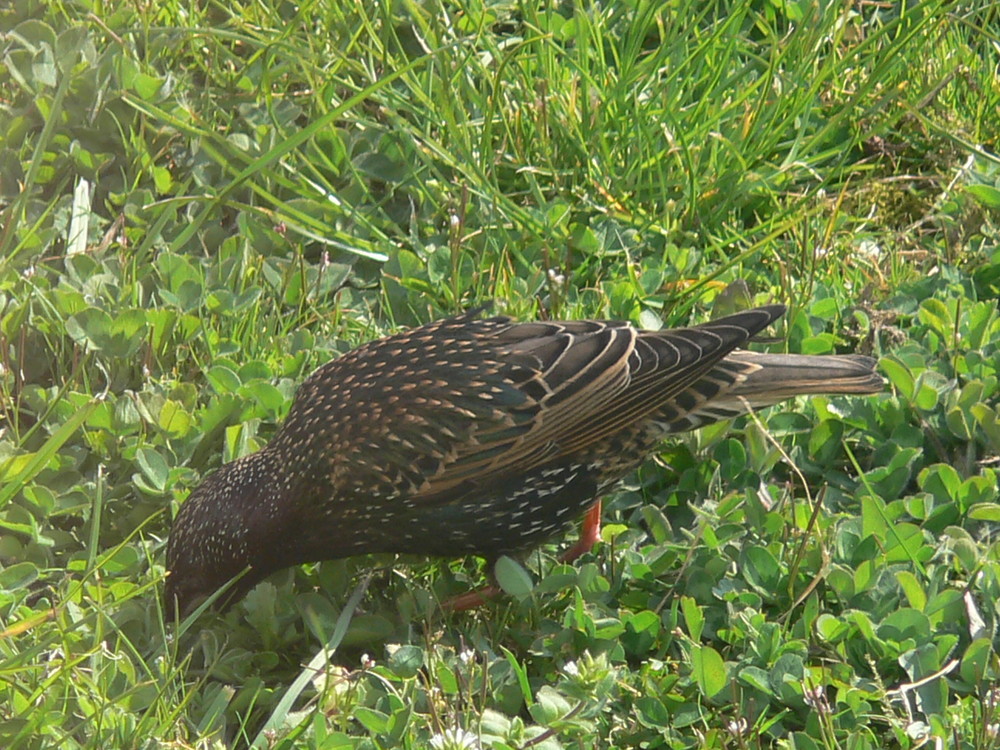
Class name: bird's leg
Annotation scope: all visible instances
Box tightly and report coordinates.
[443,501,603,612]
[441,583,502,612]
[560,500,602,562]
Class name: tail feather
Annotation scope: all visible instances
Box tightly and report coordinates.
[725,351,884,403]
[653,349,883,433]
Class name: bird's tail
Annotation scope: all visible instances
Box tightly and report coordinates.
[723,351,884,406]
[654,350,883,433]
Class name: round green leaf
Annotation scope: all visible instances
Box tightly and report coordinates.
[691,645,727,698]
[0,561,39,592]
[741,546,780,592]
[966,184,1000,209]
[388,644,424,678]
[206,365,242,394]
[959,638,994,684]
[136,447,169,492]
[494,555,534,598]
[737,665,773,694]
[968,503,1000,522]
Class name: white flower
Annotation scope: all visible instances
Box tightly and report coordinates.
[802,682,834,717]
[429,727,480,750]
[857,239,882,259]
[725,717,747,737]
[905,721,930,741]
[987,686,1000,709]
[562,660,579,677]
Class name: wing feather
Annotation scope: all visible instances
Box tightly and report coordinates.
[411,306,785,500]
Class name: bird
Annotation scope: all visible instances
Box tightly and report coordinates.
[164,304,883,617]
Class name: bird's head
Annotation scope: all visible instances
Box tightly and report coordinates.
[164,453,285,620]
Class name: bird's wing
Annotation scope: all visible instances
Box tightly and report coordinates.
[409,305,786,498]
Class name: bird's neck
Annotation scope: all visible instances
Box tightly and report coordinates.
[217,448,390,587]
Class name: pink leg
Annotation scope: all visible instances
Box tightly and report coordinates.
[442,501,603,611]
[560,500,602,563]
[441,584,502,612]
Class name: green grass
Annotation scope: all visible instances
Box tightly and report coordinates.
[2,0,1000,747]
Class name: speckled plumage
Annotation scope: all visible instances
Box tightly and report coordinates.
[165,304,882,615]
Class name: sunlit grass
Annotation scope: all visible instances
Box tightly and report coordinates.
[1,0,999,747]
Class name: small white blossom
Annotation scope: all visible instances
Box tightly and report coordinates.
[547,267,566,285]
[802,685,822,708]
[905,721,930,741]
[857,239,882,259]
[985,686,1000,709]
[562,660,579,677]
[429,727,480,750]
[725,717,747,737]
[802,683,829,715]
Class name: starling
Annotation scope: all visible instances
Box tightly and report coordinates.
[165,304,882,616]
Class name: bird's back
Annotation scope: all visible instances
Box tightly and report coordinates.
[263,305,876,557]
